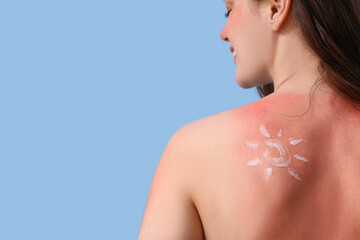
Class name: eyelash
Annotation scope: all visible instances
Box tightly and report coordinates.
[224,10,232,18]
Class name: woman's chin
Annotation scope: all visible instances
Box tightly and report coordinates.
[235,73,254,89]
[235,79,254,89]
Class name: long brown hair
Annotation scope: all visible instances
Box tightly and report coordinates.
[254,0,360,109]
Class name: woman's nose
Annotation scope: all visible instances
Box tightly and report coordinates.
[220,25,229,42]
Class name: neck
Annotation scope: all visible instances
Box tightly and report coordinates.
[269,30,326,95]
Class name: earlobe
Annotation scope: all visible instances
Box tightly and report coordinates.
[269,0,292,32]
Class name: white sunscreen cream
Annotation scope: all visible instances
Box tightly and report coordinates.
[247,158,261,166]
[289,138,305,146]
[245,140,260,150]
[260,124,271,138]
[245,124,310,181]
[265,168,273,181]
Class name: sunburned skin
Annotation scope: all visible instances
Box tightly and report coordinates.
[190,90,360,239]
[246,123,309,181]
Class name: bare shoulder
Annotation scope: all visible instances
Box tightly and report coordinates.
[189,91,360,239]
[190,90,360,191]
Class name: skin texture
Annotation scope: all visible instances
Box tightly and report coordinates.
[138,0,360,239]
[190,90,360,239]
[139,92,360,239]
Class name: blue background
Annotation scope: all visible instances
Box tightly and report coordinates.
[0,0,259,239]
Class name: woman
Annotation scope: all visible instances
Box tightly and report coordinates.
[138,0,360,239]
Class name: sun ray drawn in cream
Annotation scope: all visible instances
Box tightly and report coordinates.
[265,168,273,181]
[294,154,309,162]
[260,124,271,138]
[247,158,261,166]
[288,138,306,146]
[245,140,260,150]
[245,124,310,181]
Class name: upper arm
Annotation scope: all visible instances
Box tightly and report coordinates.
[138,126,205,240]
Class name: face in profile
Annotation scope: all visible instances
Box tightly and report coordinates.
[220,0,274,89]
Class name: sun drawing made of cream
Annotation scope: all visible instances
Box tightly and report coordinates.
[245,124,309,181]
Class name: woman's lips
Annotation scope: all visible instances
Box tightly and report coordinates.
[230,46,237,64]
[233,51,237,64]
[230,46,235,53]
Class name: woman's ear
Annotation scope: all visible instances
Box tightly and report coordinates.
[268,0,292,31]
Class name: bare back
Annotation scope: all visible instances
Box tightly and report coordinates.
[191,91,360,239]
